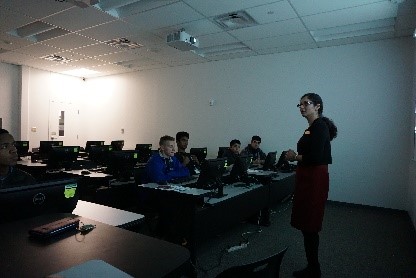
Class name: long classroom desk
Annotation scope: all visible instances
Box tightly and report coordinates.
[0,213,190,278]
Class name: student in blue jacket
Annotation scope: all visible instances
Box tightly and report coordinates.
[145,135,190,183]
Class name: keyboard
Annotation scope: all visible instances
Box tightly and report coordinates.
[170,176,197,184]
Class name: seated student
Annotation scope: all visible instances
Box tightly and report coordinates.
[174,131,199,175]
[222,139,241,165]
[111,140,124,151]
[0,129,36,188]
[144,135,190,183]
[241,135,267,165]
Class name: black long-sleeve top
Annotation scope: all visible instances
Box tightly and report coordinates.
[297,117,332,166]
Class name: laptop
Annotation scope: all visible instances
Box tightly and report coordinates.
[0,178,79,223]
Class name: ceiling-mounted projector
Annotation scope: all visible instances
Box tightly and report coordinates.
[167,30,199,51]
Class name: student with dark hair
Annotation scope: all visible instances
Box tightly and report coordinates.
[285,93,338,278]
[175,131,199,175]
[0,129,36,188]
[144,135,190,183]
[241,135,267,165]
[221,139,241,165]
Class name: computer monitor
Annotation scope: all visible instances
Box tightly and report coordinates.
[135,144,152,163]
[88,145,113,165]
[107,150,140,181]
[47,146,80,170]
[110,140,124,151]
[217,147,228,158]
[85,141,105,153]
[227,154,253,184]
[262,151,277,171]
[15,141,30,159]
[0,178,79,223]
[190,147,207,162]
[196,158,228,197]
[39,141,63,159]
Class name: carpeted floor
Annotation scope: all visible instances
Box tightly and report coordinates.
[193,200,416,278]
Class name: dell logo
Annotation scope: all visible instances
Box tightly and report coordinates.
[33,193,46,205]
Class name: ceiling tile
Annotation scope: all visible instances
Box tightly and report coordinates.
[14,43,61,58]
[97,50,145,63]
[72,43,124,57]
[43,6,116,32]
[41,33,98,52]
[0,0,73,19]
[197,32,239,48]
[0,8,34,32]
[183,0,283,17]
[78,20,143,42]
[316,30,395,48]
[244,32,315,50]
[255,43,317,55]
[123,2,204,30]
[247,1,298,24]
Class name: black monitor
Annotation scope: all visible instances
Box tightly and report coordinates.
[88,145,113,165]
[47,146,80,170]
[0,178,79,223]
[107,150,140,181]
[135,144,152,163]
[217,147,228,158]
[190,147,207,162]
[85,141,105,153]
[39,141,63,159]
[196,158,228,198]
[262,151,277,171]
[15,141,30,159]
[110,140,124,151]
[227,154,253,184]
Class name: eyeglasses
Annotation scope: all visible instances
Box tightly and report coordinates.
[297,101,313,108]
[0,142,17,150]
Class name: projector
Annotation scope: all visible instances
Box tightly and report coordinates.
[167,30,199,51]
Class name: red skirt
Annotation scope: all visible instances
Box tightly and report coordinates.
[291,165,329,233]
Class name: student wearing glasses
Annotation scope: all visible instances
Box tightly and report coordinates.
[285,93,338,278]
[0,129,36,188]
[241,135,266,165]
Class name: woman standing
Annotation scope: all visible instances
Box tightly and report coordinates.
[285,93,338,278]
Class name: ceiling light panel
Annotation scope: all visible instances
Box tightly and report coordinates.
[301,1,398,30]
[289,0,387,16]
[13,21,55,38]
[105,0,180,19]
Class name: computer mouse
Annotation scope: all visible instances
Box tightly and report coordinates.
[81,170,91,175]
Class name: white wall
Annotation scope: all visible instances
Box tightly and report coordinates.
[0,63,21,137]
[409,41,416,229]
[21,37,414,211]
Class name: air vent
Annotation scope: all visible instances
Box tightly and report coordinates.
[42,54,72,63]
[213,10,258,30]
[105,38,143,50]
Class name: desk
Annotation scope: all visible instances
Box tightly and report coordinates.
[138,182,269,262]
[73,200,144,228]
[0,213,190,278]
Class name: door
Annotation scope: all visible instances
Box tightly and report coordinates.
[48,100,79,146]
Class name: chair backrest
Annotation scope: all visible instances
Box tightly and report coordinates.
[216,247,288,278]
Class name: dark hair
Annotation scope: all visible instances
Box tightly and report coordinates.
[251,135,261,143]
[0,129,9,135]
[176,131,189,141]
[229,139,241,147]
[301,93,338,141]
[159,135,175,146]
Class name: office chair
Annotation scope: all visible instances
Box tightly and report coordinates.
[216,247,288,278]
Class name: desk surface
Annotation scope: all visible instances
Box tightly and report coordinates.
[0,213,190,278]
[73,200,144,227]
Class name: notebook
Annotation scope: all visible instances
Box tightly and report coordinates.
[48,260,133,278]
